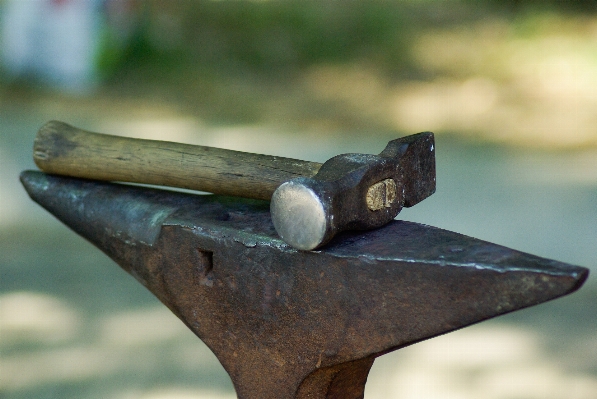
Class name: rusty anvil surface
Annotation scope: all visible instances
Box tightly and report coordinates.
[21,171,588,399]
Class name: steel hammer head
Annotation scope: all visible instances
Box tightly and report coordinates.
[271,132,436,250]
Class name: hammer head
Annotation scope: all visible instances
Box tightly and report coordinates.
[271,132,435,250]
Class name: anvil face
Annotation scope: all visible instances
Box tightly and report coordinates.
[21,171,588,399]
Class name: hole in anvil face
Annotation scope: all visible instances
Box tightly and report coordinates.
[195,249,214,287]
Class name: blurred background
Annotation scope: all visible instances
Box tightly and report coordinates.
[0,1,596,398]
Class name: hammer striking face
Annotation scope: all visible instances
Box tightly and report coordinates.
[33,121,436,250]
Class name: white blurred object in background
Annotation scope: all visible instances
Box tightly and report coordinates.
[0,0,137,94]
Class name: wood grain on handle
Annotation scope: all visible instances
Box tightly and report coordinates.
[33,121,322,200]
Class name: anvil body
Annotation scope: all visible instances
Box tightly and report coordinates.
[21,171,588,399]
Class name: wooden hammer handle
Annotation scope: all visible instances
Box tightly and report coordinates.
[33,121,322,200]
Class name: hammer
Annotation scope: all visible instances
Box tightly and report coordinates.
[33,121,435,250]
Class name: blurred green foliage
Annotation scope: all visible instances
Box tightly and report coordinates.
[113,0,596,79]
[482,0,597,12]
[3,0,597,127]
[116,1,416,79]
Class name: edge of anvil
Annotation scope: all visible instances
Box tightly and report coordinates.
[21,170,589,281]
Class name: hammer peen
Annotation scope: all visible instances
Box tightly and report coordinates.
[33,121,436,250]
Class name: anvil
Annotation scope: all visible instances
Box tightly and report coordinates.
[21,171,588,399]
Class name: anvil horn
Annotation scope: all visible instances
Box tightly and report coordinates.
[21,171,588,399]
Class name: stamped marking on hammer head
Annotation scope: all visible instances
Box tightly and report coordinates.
[366,178,397,211]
